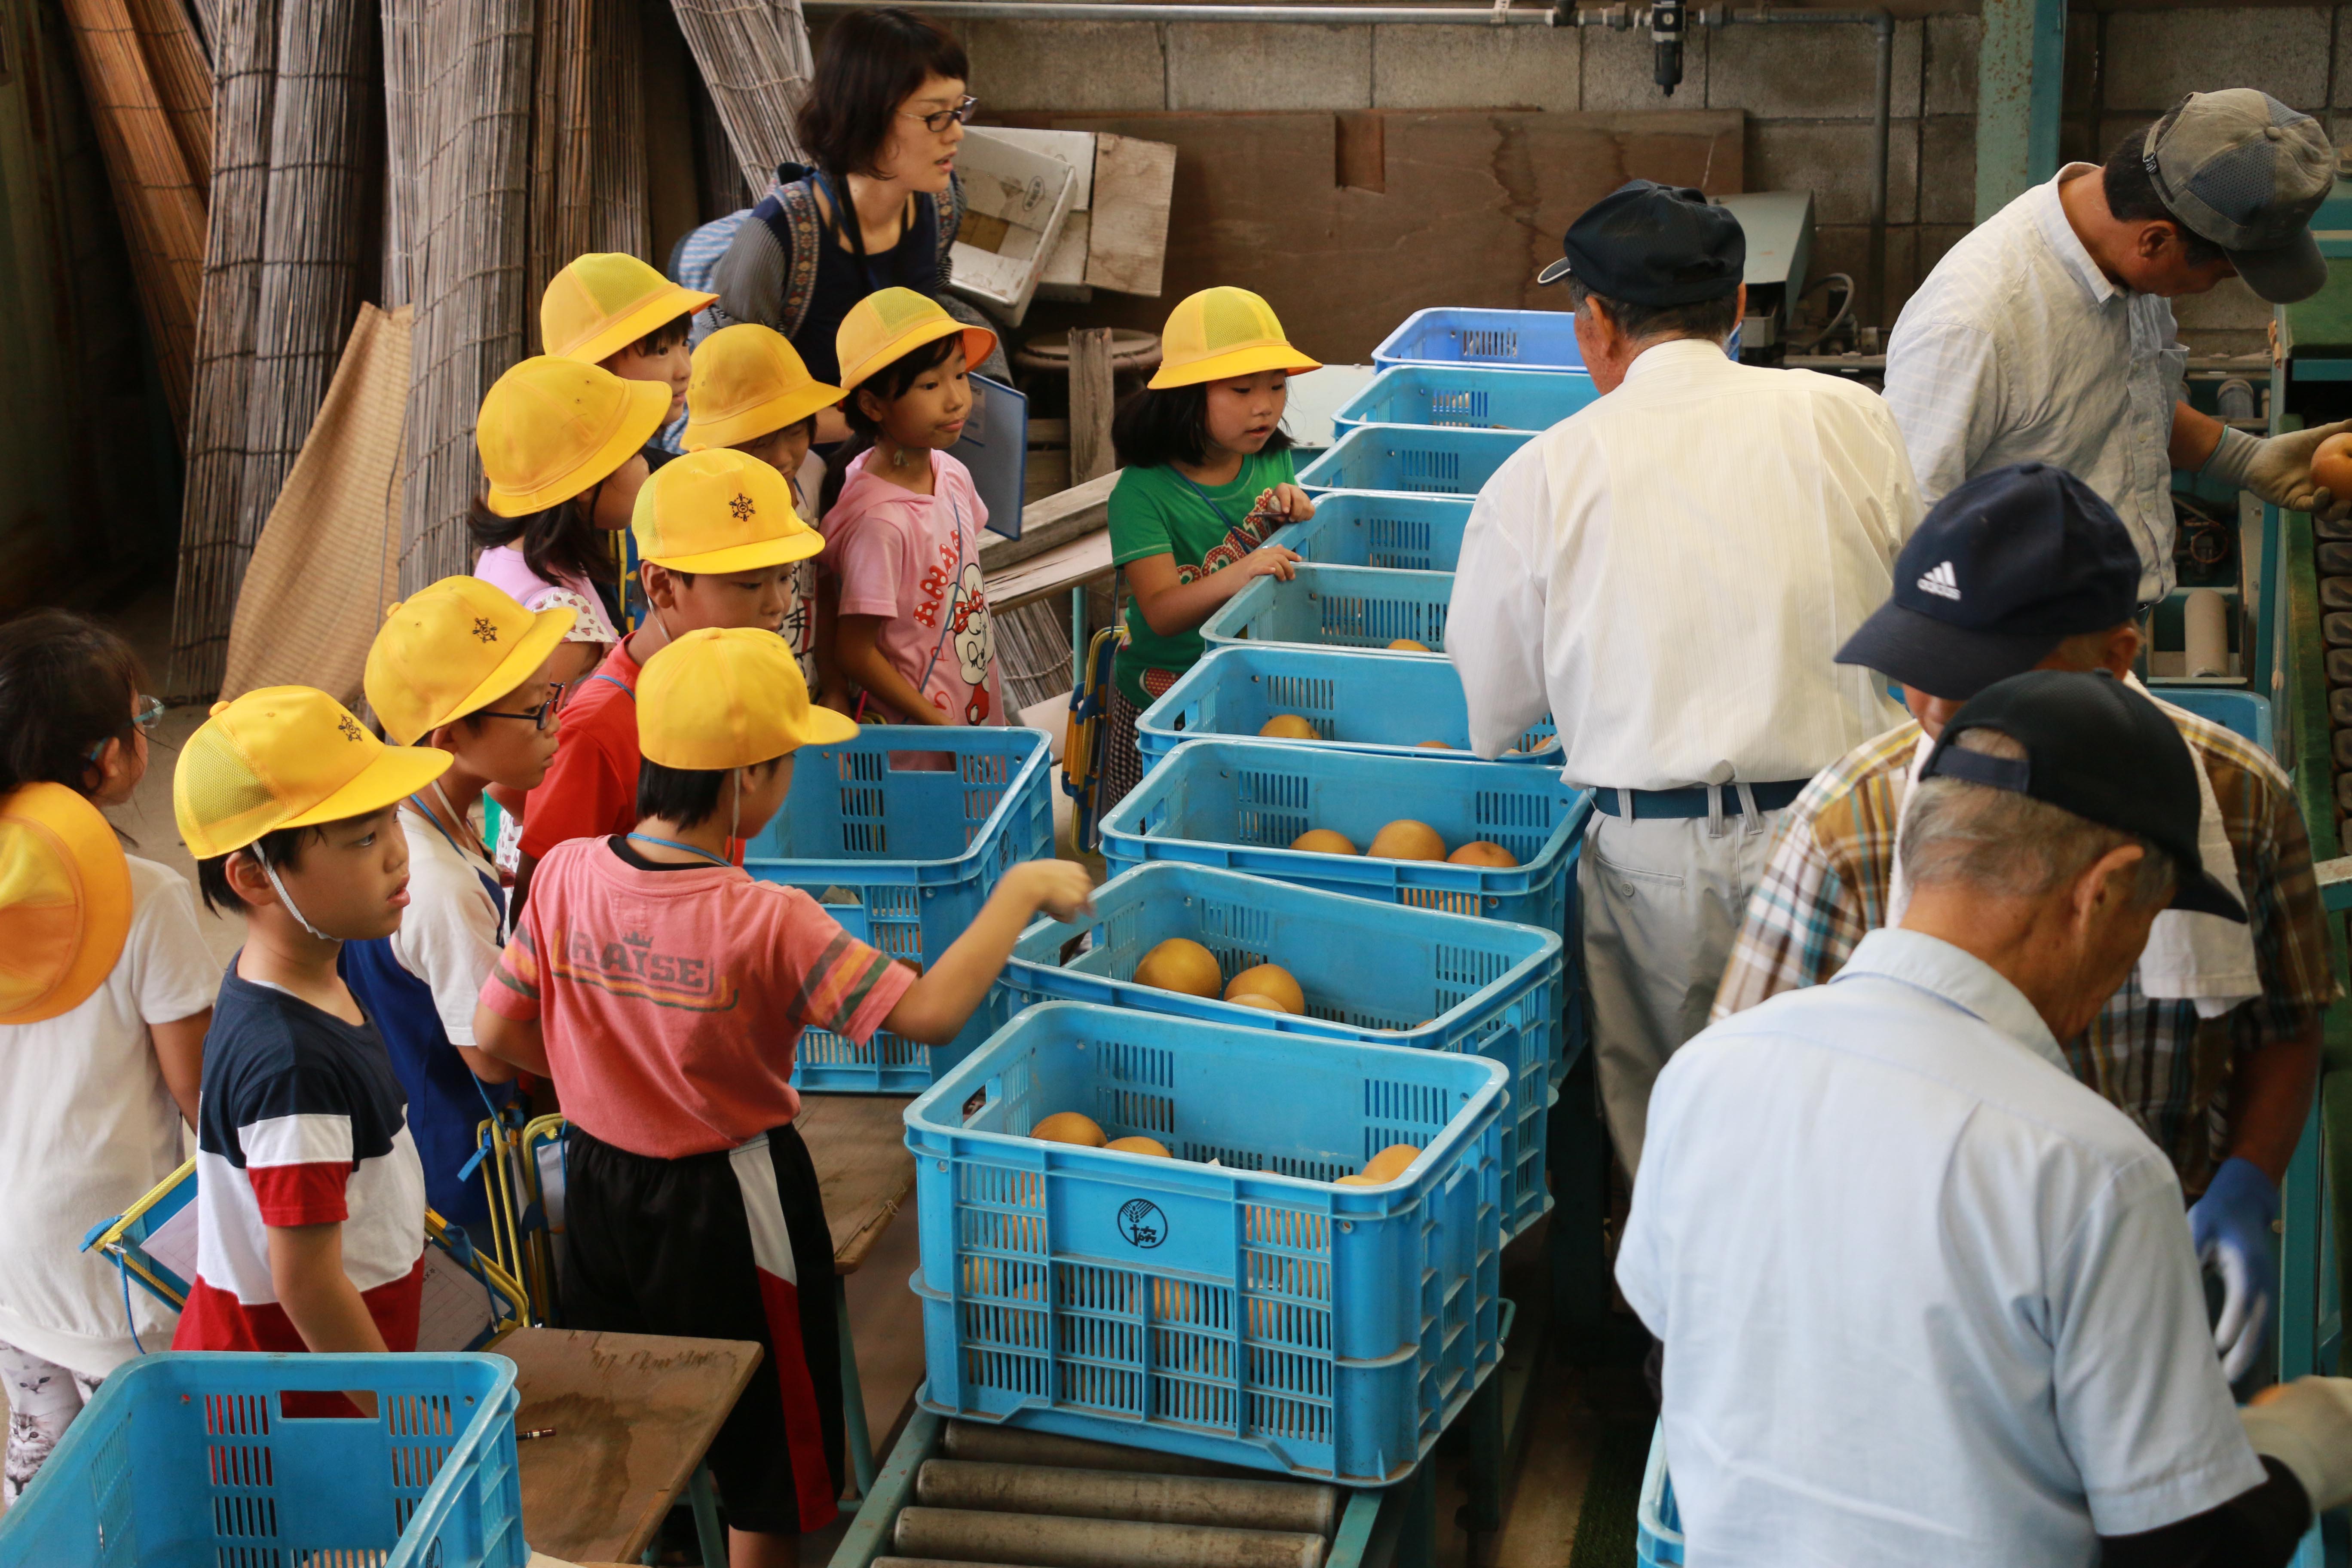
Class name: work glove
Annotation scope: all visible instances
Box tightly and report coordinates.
[2189,1155,2278,1384]
[2201,420,2352,522]
[2241,1377,2352,1513]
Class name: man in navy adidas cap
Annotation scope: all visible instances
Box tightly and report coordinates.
[1717,460,2332,1387]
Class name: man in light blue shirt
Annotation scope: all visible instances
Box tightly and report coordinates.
[1620,670,2352,1565]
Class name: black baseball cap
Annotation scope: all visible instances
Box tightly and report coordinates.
[1836,463,2142,701]
[1921,670,2245,922]
[1535,180,1744,306]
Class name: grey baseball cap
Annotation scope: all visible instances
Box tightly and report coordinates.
[2145,89,2336,303]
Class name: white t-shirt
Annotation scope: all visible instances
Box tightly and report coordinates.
[391,808,503,1046]
[0,855,217,1374]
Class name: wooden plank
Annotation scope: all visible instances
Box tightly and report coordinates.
[1069,327,1117,486]
[796,1093,917,1275]
[1085,132,1177,297]
[978,468,1118,573]
[506,1327,762,1565]
[988,528,1115,613]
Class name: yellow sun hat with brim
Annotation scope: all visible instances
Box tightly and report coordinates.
[632,447,824,575]
[542,252,717,366]
[1147,286,1321,390]
[477,356,671,518]
[0,783,132,1024]
[638,626,858,769]
[683,325,846,452]
[175,686,453,861]
[364,577,578,747]
[835,287,997,394]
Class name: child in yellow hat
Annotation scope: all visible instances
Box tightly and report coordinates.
[171,686,452,1370]
[0,611,206,1500]
[819,287,1004,726]
[513,447,822,908]
[346,577,574,1239]
[542,251,717,435]
[472,626,1092,1554]
[683,323,849,709]
[1101,286,1320,803]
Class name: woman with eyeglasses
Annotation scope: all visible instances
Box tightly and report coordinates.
[709,6,1005,448]
[0,610,211,1503]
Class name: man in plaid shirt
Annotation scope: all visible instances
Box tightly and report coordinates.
[1716,462,2331,1382]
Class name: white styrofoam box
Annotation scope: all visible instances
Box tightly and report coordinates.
[968,127,1096,299]
[950,128,1081,325]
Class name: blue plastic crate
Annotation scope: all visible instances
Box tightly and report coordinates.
[1201,564,1458,657]
[908,1001,1508,1484]
[1278,492,1474,573]
[999,862,1564,1237]
[0,1352,525,1568]
[1098,738,1590,939]
[1372,307,1585,372]
[1136,644,1556,773]
[1638,1421,1683,1567]
[2150,685,2274,751]
[743,726,1055,1092]
[1333,363,1598,435]
[1295,424,1530,499]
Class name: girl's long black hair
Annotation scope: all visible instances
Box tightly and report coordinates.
[819,332,961,516]
[1111,381,1294,471]
[0,609,144,799]
[466,485,613,590]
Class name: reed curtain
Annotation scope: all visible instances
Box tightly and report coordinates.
[669,0,815,197]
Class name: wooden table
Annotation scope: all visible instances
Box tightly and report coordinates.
[797,1093,917,1277]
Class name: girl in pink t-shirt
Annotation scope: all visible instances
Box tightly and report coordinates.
[820,290,1007,728]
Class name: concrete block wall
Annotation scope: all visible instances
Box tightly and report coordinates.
[913,3,2352,352]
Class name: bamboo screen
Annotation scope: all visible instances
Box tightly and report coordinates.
[668,0,813,198]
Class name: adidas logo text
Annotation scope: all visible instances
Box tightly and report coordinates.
[1917,560,1960,601]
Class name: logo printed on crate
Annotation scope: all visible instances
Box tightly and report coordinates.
[1117,1197,1168,1249]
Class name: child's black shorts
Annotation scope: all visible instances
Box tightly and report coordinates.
[564,1121,844,1535]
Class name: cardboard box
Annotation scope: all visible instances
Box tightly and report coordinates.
[948,129,1080,325]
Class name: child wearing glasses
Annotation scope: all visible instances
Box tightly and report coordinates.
[345,577,575,1237]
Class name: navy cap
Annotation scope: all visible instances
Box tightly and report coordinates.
[1921,670,2246,922]
[1835,463,2142,701]
[1535,180,1744,306]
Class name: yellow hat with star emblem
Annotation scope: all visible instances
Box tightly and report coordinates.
[174,687,451,860]
[364,576,578,746]
[631,447,822,575]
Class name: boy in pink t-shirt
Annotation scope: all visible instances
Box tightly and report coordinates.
[473,628,1090,1560]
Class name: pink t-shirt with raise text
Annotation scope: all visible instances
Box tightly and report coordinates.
[823,449,1007,727]
[478,837,915,1158]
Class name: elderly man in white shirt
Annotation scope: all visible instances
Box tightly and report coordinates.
[1448,180,1922,1171]
[1886,89,2349,603]
[1620,669,2352,1568]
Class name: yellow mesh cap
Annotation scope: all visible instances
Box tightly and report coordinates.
[1148,286,1321,389]
[175,686,452,860]
[631,447,823,575]
[835,287,997,393]
[477,356,671,517]
[0,784,131,1024]
[683,325,846,452]
[541,252,717,365]
[638,627,858,769]
[364,576,578,745]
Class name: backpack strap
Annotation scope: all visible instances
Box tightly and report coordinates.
[933,170,965,289]
[757,174,827,343]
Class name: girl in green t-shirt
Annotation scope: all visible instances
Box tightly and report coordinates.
[1102,288,1321,798]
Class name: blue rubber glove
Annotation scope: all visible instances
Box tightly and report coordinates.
[2188,1156,2279,1383]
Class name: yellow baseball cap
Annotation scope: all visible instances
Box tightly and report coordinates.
[0,783,132,1024]
[1148,286,1320,390]
[477,356,671,518]
[175,686,452,860]
[632,447,823,575]
[638,627,858,768]
[835,287,997,393]
[542,252,717,366]
[364,577,578,746]
[683,325,846,452]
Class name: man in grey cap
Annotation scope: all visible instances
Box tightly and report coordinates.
[1886,90,2351,606]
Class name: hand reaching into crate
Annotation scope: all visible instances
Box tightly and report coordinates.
[883,859,1097,1045]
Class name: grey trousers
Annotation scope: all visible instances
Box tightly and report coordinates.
[1579,801,1790,1176]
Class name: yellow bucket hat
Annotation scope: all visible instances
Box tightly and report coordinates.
[633,447,824,575]
[683,325,846,452]
[175,686,452,860]
[1148,286,1321,390]
[542,252,717,366]
[639,627,858,769]
[0,783,132,1024]
[364,577,578,746]
[835,287,997,394]
[477,356,671,518]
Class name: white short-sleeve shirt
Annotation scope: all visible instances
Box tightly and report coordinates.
[1618,927,2264,1566]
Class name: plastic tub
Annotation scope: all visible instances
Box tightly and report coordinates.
[743,726,1055,1091]
[999,861,1564,1235]
[907,1001,1508,1483]
[1295,424,1530,499]
[1135,643,1556,772]
[1332,362,1596,435]
[1637,1421,1684,1567]
[1372,307,1585,372]
[1277,492,1475,573]
[0,1352,526,1568]
[1201,563,1457,657]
